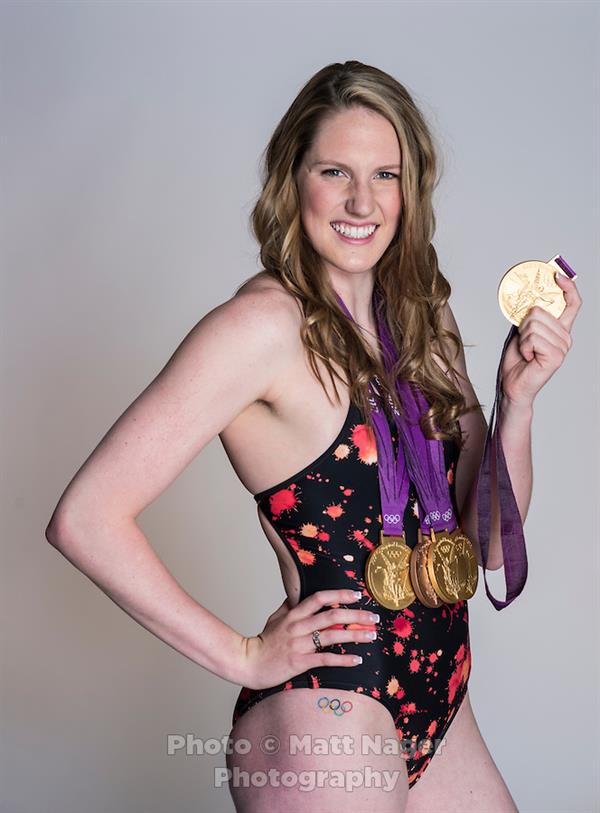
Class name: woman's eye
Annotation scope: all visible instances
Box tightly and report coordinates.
[321,168,398,180]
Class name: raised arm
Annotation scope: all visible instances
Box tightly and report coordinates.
[45,286,297,685]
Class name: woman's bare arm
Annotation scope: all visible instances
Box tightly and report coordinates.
[45,287,298,686]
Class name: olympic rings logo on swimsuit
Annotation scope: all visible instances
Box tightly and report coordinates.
[316,696,353,715]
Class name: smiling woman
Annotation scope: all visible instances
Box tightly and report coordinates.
[221,62,527,812]
[46,59,557,813]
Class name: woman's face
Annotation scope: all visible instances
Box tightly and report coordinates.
[296,105,402,280]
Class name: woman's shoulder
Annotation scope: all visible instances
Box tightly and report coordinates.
[231,271,304,327]
[235,270,292,297]
[196,271,303,360]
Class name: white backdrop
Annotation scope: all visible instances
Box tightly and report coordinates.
[2,1,598,811]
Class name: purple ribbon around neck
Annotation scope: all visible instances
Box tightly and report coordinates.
[335,289,457,540]
[335,284,532,610]
[364,376,412,537]
[334,293,410,537]
[374,292,458,536]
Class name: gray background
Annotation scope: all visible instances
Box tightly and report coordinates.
[2,1,598,811]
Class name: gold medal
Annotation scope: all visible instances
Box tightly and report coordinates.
[365,530,415,610]
[497,255,569,326]
[426,528,461,604]
[425,527,479,604]
[410,529,444,608]
[450,527,479,600]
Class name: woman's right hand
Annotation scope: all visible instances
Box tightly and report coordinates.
[240,589,380,690]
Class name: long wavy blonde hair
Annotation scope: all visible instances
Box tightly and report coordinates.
[240,60,481,448]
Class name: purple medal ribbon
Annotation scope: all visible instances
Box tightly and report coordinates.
[475,323,528,609]
[373,291,457,536]
[336,289,458,541]
[367,384,413,536]
[335,295,412,537]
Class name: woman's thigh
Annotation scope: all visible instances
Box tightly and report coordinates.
[226,687,410,813]
[405,690,519,813]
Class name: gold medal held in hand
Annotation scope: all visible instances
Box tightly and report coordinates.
[497,254,576,326]
[365,530,415,610]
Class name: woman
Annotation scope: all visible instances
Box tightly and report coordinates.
[46,61,580,812]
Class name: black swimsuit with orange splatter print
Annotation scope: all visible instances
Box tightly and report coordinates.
[232,399,471,790]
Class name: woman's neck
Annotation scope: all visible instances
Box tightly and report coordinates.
[330,269,377,329]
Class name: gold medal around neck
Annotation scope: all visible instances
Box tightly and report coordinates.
[365,531,416,610]
[497,256,568,326]
[410,529,444,608]
[426,527,478,603]
[450,528,479,600]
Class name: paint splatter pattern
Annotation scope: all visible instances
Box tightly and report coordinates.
[232,400,471,789]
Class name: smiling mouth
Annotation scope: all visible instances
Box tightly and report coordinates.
[330,222,379,240]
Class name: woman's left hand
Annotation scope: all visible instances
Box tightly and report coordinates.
[500,272,582,408]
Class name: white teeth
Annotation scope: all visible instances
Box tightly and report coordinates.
[331,222,377,239]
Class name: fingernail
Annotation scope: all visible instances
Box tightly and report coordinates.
[353,656,363,664]
[353,590,362,599]
[370,613,380,622]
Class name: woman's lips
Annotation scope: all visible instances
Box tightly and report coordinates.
[331,224,379,245]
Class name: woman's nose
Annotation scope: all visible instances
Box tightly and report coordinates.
[345,181,375,216]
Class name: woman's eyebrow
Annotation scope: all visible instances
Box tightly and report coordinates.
[312,160,401,171]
